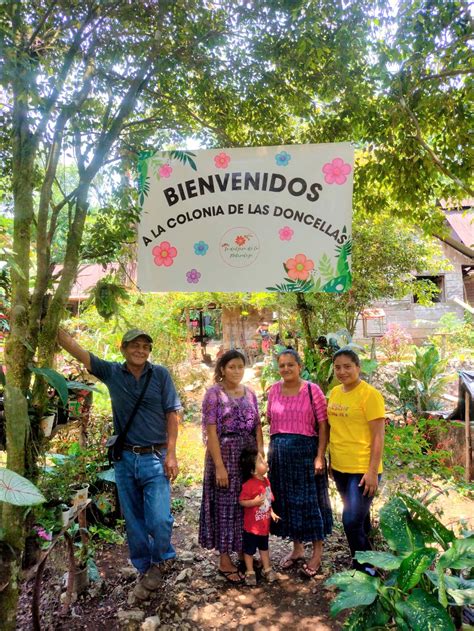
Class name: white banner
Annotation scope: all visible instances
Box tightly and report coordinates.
[137,143,354,292]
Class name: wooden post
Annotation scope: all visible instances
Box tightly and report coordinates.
[465,391,472,482]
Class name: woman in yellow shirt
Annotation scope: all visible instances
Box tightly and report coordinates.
[327,349,385,574]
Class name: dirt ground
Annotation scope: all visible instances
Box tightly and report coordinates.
[17,484,350,631]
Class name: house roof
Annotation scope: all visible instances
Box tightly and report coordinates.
[54,263,136,300]
[445,211,474,249]
[435,207,474,260]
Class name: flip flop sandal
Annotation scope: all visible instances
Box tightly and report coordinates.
[299,562,320,579]
[280,555,305,570]
[218,569,244,584]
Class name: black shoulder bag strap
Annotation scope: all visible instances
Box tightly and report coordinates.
[109,368,153,464]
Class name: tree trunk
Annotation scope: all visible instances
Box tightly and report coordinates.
[0,5,37,617]
[296,292,315,352]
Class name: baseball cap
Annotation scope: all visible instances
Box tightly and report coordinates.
[121,329,153,345]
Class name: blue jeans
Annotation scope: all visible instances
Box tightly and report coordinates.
[332,470,381,571]
[114,449,175,573]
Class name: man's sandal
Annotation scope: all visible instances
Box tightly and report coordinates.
[218,568,244,584]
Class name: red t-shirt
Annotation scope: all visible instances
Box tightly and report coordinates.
[239,477,274,536]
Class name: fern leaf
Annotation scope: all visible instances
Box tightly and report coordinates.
[318,254,335,280]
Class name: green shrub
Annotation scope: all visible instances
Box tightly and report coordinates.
[429,313,474,359]
[384,345,451,418]
[326,494,474,630]
[384,417,464,493]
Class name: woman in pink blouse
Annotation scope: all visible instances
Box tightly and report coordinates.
[267,349,333,578]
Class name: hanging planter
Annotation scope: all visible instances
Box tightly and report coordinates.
[69,483,89,507]
[40,414,55,437]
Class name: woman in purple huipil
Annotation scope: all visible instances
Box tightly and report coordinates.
[199,350,263,583]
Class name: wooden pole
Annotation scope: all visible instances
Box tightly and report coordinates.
[465,391,472,482]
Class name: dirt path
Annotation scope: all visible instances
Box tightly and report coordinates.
[17,485,348,630]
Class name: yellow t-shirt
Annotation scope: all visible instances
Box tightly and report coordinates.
[327,380,385,474]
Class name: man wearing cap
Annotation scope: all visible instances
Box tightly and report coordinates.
[57,327,181,598]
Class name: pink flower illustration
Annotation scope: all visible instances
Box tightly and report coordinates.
[214,152,231,169]
[152,241,178,267]
[279,226,294,241]
[285,254,314,281]
[186,269,201,284]
[322,158,352,185]
[158,164,173,178]
[235,235,246,246]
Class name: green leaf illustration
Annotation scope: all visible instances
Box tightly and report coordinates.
[167,150,197,171]
[137,151,152,205]
[322,272,352,293]
[336,238,352,276]
[265,277,315,293]
[318,253,335,280]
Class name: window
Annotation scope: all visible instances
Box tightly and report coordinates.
[413,275,445,303]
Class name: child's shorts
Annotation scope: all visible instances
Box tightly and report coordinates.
[243,531,269,556]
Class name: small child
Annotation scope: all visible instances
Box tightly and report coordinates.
[239,447,279,586]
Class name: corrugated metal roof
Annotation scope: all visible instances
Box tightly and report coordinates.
[445,211,474,249]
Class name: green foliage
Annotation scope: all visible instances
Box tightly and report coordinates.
[38,443,104,503]
[88,524,125,546]
[428,313,474,360]
[397,548,437,592]
[384,345,451,417]
[325,571,380,616]
[65,292,188,398]
[399,494,455,549]
[327,494,473,629]
[343,598,390,630]
[379,496,425,555]
[354,551,402,571]
[383,417,464,492]
[30,366,100,408]
[302,348,335,395]
[284,213,448,339]
[30,366,70,407]
[0,469,45,506]
[84,276,129,322]
[395,589,455,631]
[171,497,185,513]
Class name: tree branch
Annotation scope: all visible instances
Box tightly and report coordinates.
[418,68,474,83]
[399,97,474,197]
[34,6,97,146]
[30,48,97,345]
[25,3,55,51]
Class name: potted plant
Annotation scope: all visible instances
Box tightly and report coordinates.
[60,503,73,527]
[69,482,89,507]
[39,407,56,436]
[68,524,97,594]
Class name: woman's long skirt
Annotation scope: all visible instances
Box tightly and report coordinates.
[199,432,256,554]
[269,433,333,542]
